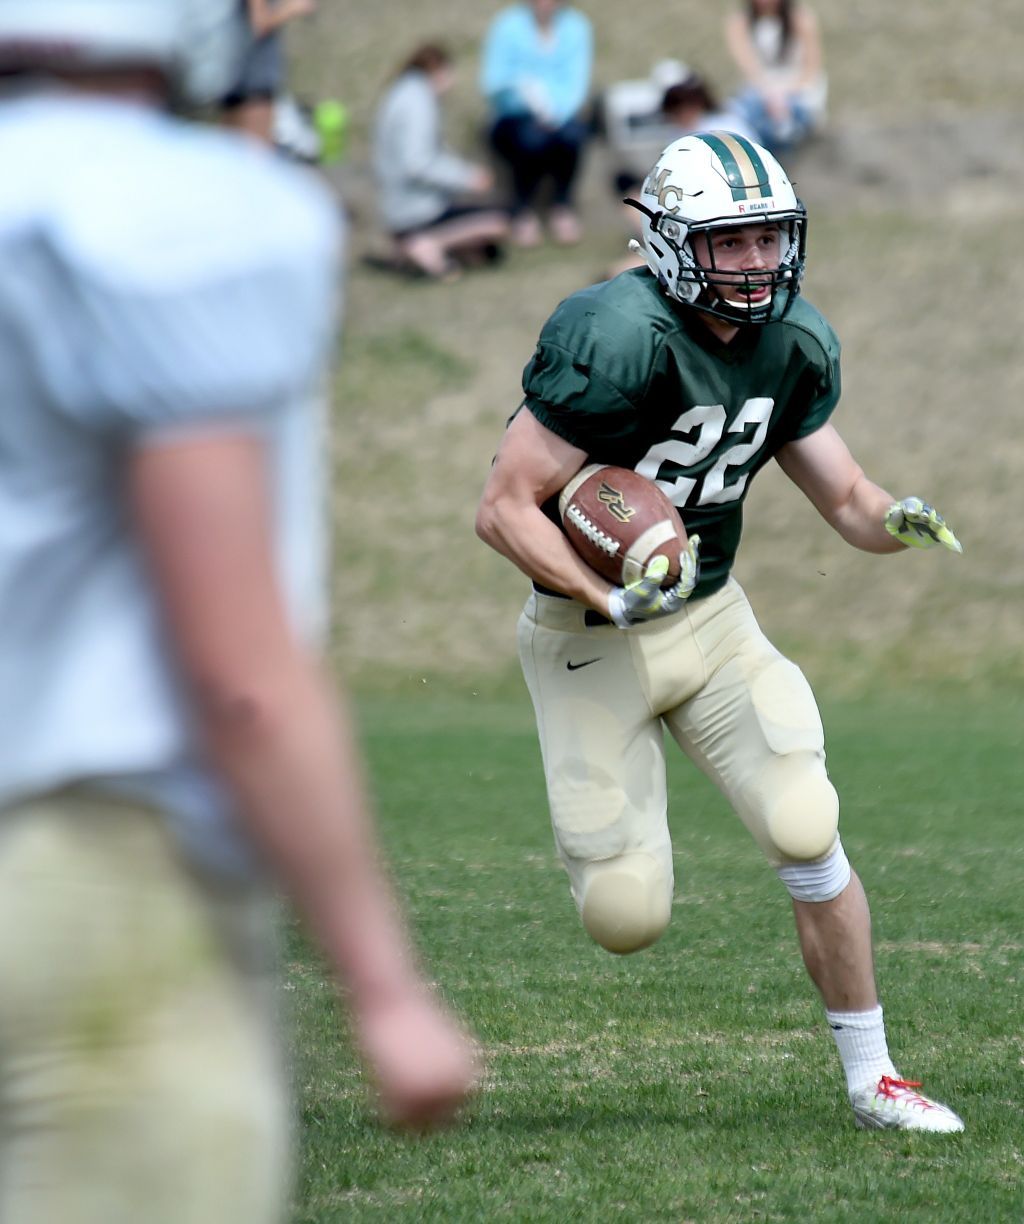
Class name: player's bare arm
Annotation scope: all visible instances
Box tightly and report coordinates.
[776,424,903,553]
[778,424,962,555]
[130,433,477,1127]
[476,408,617,613]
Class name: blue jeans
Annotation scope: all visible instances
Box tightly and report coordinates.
[490,113,590,214]
[731,87,815,154]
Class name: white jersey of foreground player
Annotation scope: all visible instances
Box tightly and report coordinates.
[0,91,338,876]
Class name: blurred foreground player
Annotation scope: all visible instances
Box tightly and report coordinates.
[0,4,476,1221]
[477,131,964,1132]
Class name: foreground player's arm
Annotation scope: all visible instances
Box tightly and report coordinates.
[129,432,477,1129]
[777,423,961,554]
[476,408,618,613]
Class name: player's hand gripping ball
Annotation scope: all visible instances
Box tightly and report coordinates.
[558,464,688,587]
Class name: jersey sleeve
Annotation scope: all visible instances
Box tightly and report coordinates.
[785,305,842,439]
[42,123,342,438]
[521,288,656,454]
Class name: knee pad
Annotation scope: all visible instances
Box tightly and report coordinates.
[776,839,851,903]
[763,757,839,861]
[578,853,671,955]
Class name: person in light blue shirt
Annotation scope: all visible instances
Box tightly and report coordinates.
[480,0,593,246]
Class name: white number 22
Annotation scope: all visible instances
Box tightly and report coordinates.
[635,398,774,508]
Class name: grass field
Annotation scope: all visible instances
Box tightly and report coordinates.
[283,688,1023,1222]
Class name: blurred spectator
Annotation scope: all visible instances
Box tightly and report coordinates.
[605,68,758,278]
[662,77,758,143]
[724,0,827,153]
[480,0,593,247]
[0,5,478,1221]
[373,44,508,281]
[611,69,759,199]
[221,0,317,144]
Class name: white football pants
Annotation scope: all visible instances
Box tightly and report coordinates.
[0,790,291,1224]
[518,578,840,933]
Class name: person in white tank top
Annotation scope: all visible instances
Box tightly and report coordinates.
[725,0,828,153]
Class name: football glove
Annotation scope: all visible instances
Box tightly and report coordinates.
[884,498,963,553]
[607,536,701,628]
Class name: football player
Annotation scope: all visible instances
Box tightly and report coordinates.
[477,130,964,1132]
[0,4,475,1220]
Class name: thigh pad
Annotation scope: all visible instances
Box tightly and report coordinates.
[748,655,825,756]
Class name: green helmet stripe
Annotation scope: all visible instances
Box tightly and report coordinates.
[699,131,773,201]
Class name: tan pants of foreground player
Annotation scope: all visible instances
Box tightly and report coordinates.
[518,578,840,946]
[0,791,290,1224]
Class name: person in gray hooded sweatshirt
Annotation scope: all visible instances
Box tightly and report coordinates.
[373,43,508,280]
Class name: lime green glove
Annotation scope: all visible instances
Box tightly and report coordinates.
[884,498,963,553]
[608,536,701,628]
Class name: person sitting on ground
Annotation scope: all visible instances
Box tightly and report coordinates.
[608,70,757,277]
[480,0,593,248]
[373,43,508,281]
[613,70,759,201]
[724,0,827,153]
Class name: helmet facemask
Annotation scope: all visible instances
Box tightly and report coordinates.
[624,131,808,325]
[627,200,806,324]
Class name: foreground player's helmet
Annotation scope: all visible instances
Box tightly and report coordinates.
[0,0,243,105]
[627,131,806,325]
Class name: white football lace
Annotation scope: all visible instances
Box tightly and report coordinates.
[566,504,620,557]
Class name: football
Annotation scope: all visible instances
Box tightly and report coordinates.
[558,464,687,587]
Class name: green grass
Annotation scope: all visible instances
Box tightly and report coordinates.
[284,687,1024,1223]
[340,328,475,417]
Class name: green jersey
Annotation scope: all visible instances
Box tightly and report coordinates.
[522,268,841,600]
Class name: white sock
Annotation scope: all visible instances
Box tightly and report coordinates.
[825,1004,898,1095]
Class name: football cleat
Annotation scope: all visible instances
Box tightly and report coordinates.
[850,1075,964,1133]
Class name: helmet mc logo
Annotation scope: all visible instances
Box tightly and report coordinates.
[643,167,686,216]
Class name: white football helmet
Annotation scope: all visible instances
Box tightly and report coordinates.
[626,131,806,324]
[0,0,243,105]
